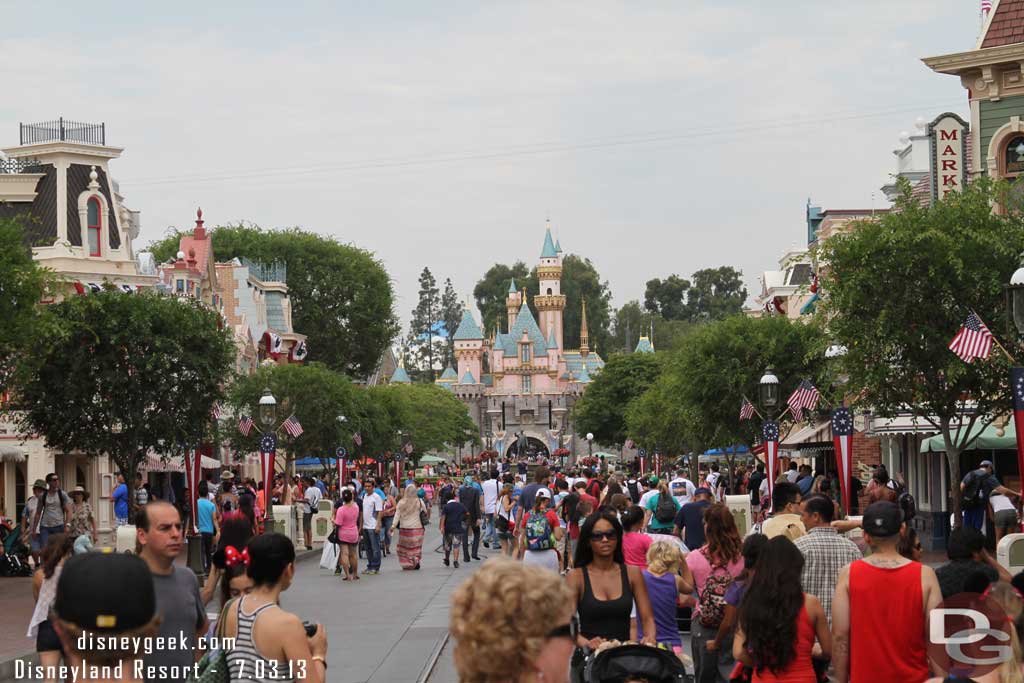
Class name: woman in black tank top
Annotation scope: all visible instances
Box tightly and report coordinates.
[567,510,656,683]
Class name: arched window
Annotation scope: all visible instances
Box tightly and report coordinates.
[1005,136,1024,178]
[547,287,552,295]
[87,197,101,256]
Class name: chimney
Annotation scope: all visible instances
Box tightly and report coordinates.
[194,207,206,240]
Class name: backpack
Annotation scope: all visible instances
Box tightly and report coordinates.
[961,470,984,509]
[653,493,678,524]
[586,479,602,500]
[626,480,640,504]
[525,510,554,551]
[891,480,916,521]
[698,554,732,628]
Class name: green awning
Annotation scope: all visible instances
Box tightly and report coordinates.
[593,452,619,459]
[417,454,448,464]
[920,421,1015,453]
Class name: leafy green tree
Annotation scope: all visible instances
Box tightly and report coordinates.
[560,255,612,353]
[819,178,1024,526]
[0,217,51,391]
[149,224,398,378]
[407,267,440,380]
[651,317,693,353]
[440,278,462,368]
[574,353,662,446]
[364,384,478,465]
[612,301,648,353]
[644,275,691,321]
[13,291,235,521]
[688,266,748,322]
[228,363,365,477]
[473,262,530,333]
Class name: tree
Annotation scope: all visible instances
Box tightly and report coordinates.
[473,261,530,333]
[644,275,691,321]
[574,353,662,447]
[819,178,1024,527]
[0,217,51,392]
[13,290,235,521]
[364,383,478,466]
[612,301,648,353]
[440,278,462,368]
[688,266,748,322]
[228,363,365,478]
[560,255,612,352]
[149,224,398,378]
[407,267,441,380]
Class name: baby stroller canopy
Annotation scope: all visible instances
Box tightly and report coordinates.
[585,643,689,683]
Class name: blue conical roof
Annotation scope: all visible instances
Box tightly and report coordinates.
[459,370,477,384]
[634,336,654,354]
[390,366,411,383]
[555,239,562,253]
[439,366,458,380]
[547,326,557,350]
[576,365,591,383]
[508,278,517,294]
[452,308,483,340]
[502,302,548,356]
[541,228,557,258]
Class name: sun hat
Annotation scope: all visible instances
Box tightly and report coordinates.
[221,470,235,480]
[32,479,46,490]
[72,486,86,494]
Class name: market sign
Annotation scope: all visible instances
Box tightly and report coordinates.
[928,112,969,204]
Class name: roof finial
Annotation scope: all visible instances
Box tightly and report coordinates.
[580,298,590,357]
[194,207,207,240]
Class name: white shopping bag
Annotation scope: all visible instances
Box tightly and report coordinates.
[319,541,339,570]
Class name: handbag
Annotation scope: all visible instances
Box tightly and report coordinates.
[419,500,430,526]
[190,599,235,683]
[327,526,339,545]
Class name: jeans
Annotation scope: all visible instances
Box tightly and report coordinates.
[483,513,496,545]
[964,506,985,530]
[200,532,215,572]
[381,516,394,550]
[39,524,65,549]
[463,520,481,558]
[690,619,734,682]
[362,528,381,571]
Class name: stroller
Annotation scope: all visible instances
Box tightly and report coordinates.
[0,519,33,577]
[585,643,691,683]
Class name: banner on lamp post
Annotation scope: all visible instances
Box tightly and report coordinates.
[831,407,855,517]
[1011,368,1024,510]
[638,449,647,476]
[259,434,277,507]
[183,447,201,535]
[763,421,780,512]
[336,447,348,487]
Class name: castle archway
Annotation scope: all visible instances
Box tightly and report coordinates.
[503,435,550,459]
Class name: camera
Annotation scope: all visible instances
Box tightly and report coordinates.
[303,621,318,638]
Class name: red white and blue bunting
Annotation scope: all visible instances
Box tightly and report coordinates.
[263,331,283,360]
[290,339,308,363]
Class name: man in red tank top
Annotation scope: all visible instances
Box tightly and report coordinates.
[832,501,941,683]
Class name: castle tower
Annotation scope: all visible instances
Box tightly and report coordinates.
[534,223,566,350]
[580,298,590,357]
[506,278,521,331]
[453,306,484,385]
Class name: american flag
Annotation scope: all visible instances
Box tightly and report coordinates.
[283,415,304,438]
[786,380,820,420]
[353,432,362,446]
[739,398,755,421]
[238,415,254,437]
[210,402,222,420]
[983,0,993,14]
[948,312,993,363]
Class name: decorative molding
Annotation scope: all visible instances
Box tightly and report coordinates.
[924,43,1024,75]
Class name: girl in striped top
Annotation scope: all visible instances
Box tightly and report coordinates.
[221,533,328,683]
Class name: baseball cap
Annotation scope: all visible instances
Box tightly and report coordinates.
[980,460,994,468]
[54,552,156,631]
[536,487,553,500]
[862,501,903,538]
[694,487,712,496]
[648,476,660,486]
[32,479,46,490]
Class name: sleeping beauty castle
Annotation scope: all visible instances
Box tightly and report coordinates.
[399,226,605,458]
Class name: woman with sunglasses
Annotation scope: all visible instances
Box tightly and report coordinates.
[450,557,576,682]
[567,510,656,683]
[898,526,923,563]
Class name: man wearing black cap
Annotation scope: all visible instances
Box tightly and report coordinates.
[960,459,1020,531]
[832,501,941,683]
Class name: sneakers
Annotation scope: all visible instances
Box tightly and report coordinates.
[364,568,379,575]
[443,558,450,567]
[483,541,490,548]
[334,567,342,575]
[472,555,481,560]
[454,560,459,568]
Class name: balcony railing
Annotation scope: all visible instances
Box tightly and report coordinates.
[0,157,45,174]
[20,118,105,146]
[242,257,287,283]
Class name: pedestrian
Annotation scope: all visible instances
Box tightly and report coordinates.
[31,473,72,550]
[687,503,744,683]
[450,557,576,683]
[733,536,832,683]
[832,501,942,683]
[620,505,652,570]
[481,469,501,549]
[706,534,768,662]
[495,483,515,557]
[200,515,255,606]
[935,526,1011,599]
[990,491,1021,544]
[50,552,160,682]
[638,475,659,510]
[643,478,679,535]
[522,487,563,573]
[706,463,726,501]
[22,479,46,567]
[392,484,426,570]
[458,475,483,561]
[217,471,239,514]
[380,480,397,557]
[221,533,329,683]
[134,472,150,507]
[567,510,656,683]
[635,540,693,653]
[137,501,208,679]
[747,465,766,518]
[110,473,130,529]
[668,468,697,508]
[898,526,923,563]
[333,487,361,580]
[961,459,1021,531]
[301,476,322,551]
[440,487,468,569]
[793,493,862,626]
[360,478,383,575]
[196,481,219,573]
[784,462,799,484]
[758,482,806,541]
[675,487,713,551]
[27,533,75,676]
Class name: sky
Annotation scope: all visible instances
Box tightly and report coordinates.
[0,1,980,330]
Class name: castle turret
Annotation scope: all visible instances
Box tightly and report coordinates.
[534,222,566,350]
[506,278,521,331]
[453,306,484,389]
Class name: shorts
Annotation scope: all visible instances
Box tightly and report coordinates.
[994,509,1018,530]
[36,619,63,653]
[115,515,129,528]
[303,512,314,531]
[29,534,42,553]
[443,531,464,551]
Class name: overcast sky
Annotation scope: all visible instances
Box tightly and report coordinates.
[1,1,978,329]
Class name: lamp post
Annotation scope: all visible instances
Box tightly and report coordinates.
[257,388,278,531]
[758,368,779,420]
[1008,252,1024,336]
[587,432,594,458]
[1006,258,1024,504]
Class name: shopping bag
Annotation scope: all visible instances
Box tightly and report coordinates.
[319,541,339,570]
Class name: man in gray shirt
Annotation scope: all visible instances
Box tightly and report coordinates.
[138,501,207,681]
[32,472,71,549]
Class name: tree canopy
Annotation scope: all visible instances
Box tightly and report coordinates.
[644,266,747,323]
[149,224,398,378]
[473,261,530,334]
[0,217,51,391]
[574,352,662,447]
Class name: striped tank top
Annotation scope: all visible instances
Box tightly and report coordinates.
[226,599,296,682]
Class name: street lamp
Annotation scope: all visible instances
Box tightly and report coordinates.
[258,388,277,428]
[758,368,779,418]
[1008,251,1024,335]
[587,432,594,457]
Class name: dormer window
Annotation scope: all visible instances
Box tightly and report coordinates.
[521,345,531,363]
[87,197,101,256]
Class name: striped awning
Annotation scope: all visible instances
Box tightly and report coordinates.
[0,444,27,463]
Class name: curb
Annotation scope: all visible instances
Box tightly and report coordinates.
[416,631,450,683]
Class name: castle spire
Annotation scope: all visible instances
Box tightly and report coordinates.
[580,298,590,357]
[508,277,517,294]
[541,225,557,259]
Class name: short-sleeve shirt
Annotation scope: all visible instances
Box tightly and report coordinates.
[685,549,743,618]
[334,504,360,544]
[442,500,468,534]
[669,478,696,507]
[361,492,383,530]
[143,567,205,680]
[39,490,69,528]
[622,531,653,568]
[112,483,129,519]
[644,493,678,530]
[674,499,711,550]
[724,579,747,607]
[304,486,322,514]
[482,479,500,514]
[196,498,216,534]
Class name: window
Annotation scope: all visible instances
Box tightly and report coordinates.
[87,197,101,256]
[176,280,185,293]
[521,345,531,363]
[195,286,201,300]
[522,375,532,393]
[547,287,552,295]
[1006,136,1024,177]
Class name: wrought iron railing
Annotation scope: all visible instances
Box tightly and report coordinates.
[0,157,45,174]
[241,257,287,283]
[19,118,105,146]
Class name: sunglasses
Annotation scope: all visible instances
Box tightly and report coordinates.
[914,544,923,551]
[546,616,580,642]
[590,530,616,542]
